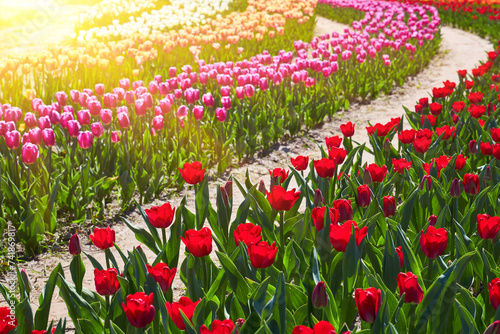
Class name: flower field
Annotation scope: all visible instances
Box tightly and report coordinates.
[2,0,500,333]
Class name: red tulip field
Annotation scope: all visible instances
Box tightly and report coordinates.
[2,0,500,332]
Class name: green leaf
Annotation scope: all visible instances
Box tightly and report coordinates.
[216,251,250,304]
[34,263,64,330]
[262,272,286,334]
[121,216,161,254]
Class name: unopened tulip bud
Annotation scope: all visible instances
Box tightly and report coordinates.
[236,318,245,330]
[312,281,328,308]
[220,187,229,207]
[224,180,233,200]
[420,175,432,191]
[450,178,461,198]
[69,233,81,255]
[258,180,266,195]
[314,189,324,207]
[384,138,391,152]
[428,215,437,227]
[136,245,147,262]
[20,269,32,294]
[484,321,500,334]
[363,168,372,185]
[469,140,477,155]
[485,166,492,183]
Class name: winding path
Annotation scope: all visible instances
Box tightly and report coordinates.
[13,18,493,330]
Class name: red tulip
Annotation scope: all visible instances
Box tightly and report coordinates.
[146,262,176,293]
[269,168,289,184]
[123,292,155,328]
[395,246,404,267]
[366,163,388,182]
[357,185,371,207]
[429,102,442,116]
[290,155,309,171]
[325,136,342,149]
[489,278,500,310]
[481,142,493,156]
[314,158,336,178]
[463,173,479,195]
[166,297,201,330]
[69,234,81,255]
[392,158,412,174]
[179,161,205,185]
[329,220,368,252]
[493,144,500,160]
[340,121,355,137]
[90,227,115,250]
[312,281,328,308]
[31,328,55,334]
[181,227,212,257]
[397,272,424,304]
[248,241,278,268]
[328,147,347,164]
[200,319,236,334]
[266,185,301,211]
[413,137,431,153]
[216,108,227,122]
[454,154,467,170]
[383,196,396,217]
[293,321,336,334]
[94,268,120,296]
[355,287,382,324]
[233,223,262,247]
[145,203,175,229]
[398,129,416,144]
[333,199,353,222]
[0,306,17,333]
[420,226,448,259]
[312,207,340,231]
[492,128,500,143]
[477,214,500,240]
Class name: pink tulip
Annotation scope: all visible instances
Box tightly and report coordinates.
[216,108,227,122]
[119,78,130,90]
[38,116,51,130]
[77,109,91,126]
[70,90,80,103]
[125,91,135,104]
[221,96,231,109]
[193,106,204,121]
[135,98,147,117]
[31,98,43,112]
[177,105,188,120]
[100,109,112,125]
[169,67,177,77]
[5,131,20,149]
[149,82,159,95]
[24,112,37,129]
[6,121,15,132]
[28,127,42,145]
[152,115,164,131]
[60,112,74,129]
[56,91,68,106]
[111,131,121,143]
[132,80,143,90]
[202,93,214,107]
[22,143,39,164]
[159,83,169,95]
[117,106,128,115]
[78,131,93,149]
[67,120,81,137]
[184,88,198,104]
[199,72,208,85]
[95,83,105,96]
[221,86,231,97]
[103,93,117,108]
[50,111,61,125]
[236,87,245,100]
[259,77,269,91]
[159,99,171,114]
[42,128,55,147]
[113,87,125,101]
[154,75,163,83]
[117,112,130,129]
[88,100,101,116]
[91,122,104,138]
[22,133,31,144]
[142,93,153,109]
[0,121,7,136]
[245,84,255,98]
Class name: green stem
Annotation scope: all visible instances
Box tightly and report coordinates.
[280,211,285,253]
[105,295,110,331]
[105,249,111,269]
[261,268,266,282]
[426,257,433,287]
[162,228,167,247]
[202,256,209,290]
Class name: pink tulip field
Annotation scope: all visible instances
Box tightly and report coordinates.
[1,0,500,332]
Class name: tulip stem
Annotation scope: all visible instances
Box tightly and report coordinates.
[105,295,110,331]
[261,268,266,282]
[279,211,285,253]
[26,165,32,207]
[162,228,167,247]
[202,256,209,290]
[426,258,433,286]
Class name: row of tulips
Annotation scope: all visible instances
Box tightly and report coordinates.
[3,39,500,332]
[0,0,315,110]
[0,0,441,253]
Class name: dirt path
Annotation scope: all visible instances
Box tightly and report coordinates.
[3,20,492,331]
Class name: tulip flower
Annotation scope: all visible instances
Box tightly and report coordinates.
[292,321,336,334]
[420,226,447,259]
[193,105,204,121]
[202,93,214,107]
[357,185,371,207]
[216,108,227,122]
[145,203,176,229]
[355,287,382,324]
[24,112,37,128]
[366,163,388,182]
[90,122,104,138]
[333,199,353,222]
[312,207,340,231]
[269,168,289,184]
[77,131,93,149]
[328,147,347,164]
[312,281,328,308]
[94,268,120,296]
[122,292,155,328]
[340,121,355,137]
[383,196,396,217]
[398,129,416,144]
[42,128,55,147]
[22,143,39,164]
[152,115,164,131]
[420,175,432,191]
[329,220,368,252]
[248,241,278,268]
[490,278,500,310]
[146,263,176,293]
[325,136,342,149]
[166,297,201,330]
[266,185,301,211]
[0,306,17,333]
[67,120,81,137]
[484,321,500,334]
[181,227,212,257]
[313,158,336,178]
[397,272,424,304]
[28,127,42,145]
[395,246,404,267]
[233,223,262,247]
[477,214,500,240]
[463,173,479,195]
[117,112,130,129]
[179,161,205,185]
[111,131,121,143]
[450,178,461,198]
[69,234,81,255]
[290,155,309,171]
[90,227,115,250]
[5,130,20,149]
[200,320,236,334]
[314,189,324,207]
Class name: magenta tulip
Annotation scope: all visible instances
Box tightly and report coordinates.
[91,122,104,138]
[78,131,93,149]
[22,143,39,164]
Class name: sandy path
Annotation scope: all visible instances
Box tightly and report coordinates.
[3,20,492,331]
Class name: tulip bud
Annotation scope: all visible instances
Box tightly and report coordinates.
[224,180,233,201]
[20,269,32,295]
[428,215,437,226]
[420,175,432,191]
[485,166,492,183]
[236,318,245,331]
[220,187,229,207]
[469,140,477,155]
[383,196,396,217]
[484,320,500,334]
[363,168,372,185]
[314,189,324,207]
[450,178,461,198]
[384,138,391,152]
[357,185,371,208]
[258,180,266,195]
[312,281,328,308]
[69,233,81,255]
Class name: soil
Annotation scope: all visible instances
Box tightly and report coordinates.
[0,16,493,332]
